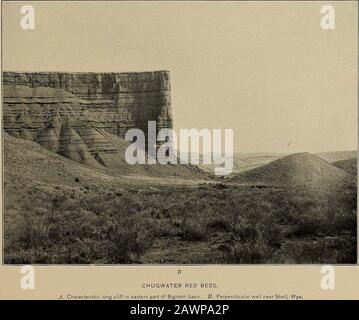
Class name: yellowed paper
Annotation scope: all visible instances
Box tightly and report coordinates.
[0,0,358,300]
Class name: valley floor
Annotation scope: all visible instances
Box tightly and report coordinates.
[3,136,357,264]
[4,180,357,264]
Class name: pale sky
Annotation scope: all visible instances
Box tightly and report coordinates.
[2,1,358,153]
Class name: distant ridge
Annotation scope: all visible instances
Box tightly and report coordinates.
[316,151,357,163]
[333,158,357,177]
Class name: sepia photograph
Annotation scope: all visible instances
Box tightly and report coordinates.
[2,1,357,265]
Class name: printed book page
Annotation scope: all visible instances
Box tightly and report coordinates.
[0,0,358,301]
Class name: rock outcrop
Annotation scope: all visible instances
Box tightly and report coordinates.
[3,71,173,168]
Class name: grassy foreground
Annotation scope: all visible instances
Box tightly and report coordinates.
[4,182,357,264]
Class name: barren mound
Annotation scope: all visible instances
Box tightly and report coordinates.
[230,152,352,187]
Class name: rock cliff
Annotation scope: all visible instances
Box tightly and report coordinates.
[3,71,173,168]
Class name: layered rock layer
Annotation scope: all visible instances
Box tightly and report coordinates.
[3,71,172,136]
[3,71,173,168]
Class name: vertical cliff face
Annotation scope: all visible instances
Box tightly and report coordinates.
[3,71,172,137]
[3,71,173,167]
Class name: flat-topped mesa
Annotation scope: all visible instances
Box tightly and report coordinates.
[2,71,173,165]
[3,71,173,137]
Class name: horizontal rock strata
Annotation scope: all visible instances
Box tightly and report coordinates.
[3,71,173,168]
